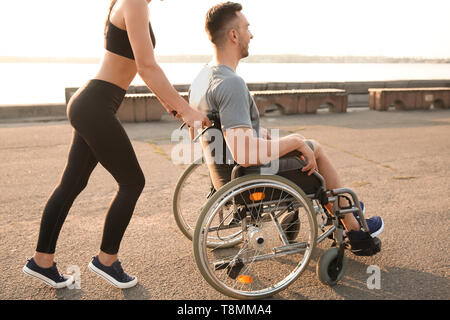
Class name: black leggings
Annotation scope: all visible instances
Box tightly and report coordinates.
[36,79,145,255]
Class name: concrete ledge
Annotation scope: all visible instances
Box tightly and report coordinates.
[116,92,189,122]
[0,104,66,122]
[2,80,448,123]
[64,79,450,105]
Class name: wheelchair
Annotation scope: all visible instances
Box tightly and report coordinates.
[173,115,381,300]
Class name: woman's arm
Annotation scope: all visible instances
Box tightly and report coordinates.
[123,0,209,127]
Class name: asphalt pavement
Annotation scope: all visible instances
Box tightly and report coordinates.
[0,107,449,300]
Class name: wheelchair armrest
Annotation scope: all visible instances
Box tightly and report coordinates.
[230,163,271,180]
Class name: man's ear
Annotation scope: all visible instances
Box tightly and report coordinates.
[228,28,239,43]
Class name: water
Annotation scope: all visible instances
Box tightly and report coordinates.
[0,62,449,105]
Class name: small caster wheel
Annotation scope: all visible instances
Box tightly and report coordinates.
[316,247,348,286]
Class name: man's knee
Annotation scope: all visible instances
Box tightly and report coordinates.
[306,139,322,157]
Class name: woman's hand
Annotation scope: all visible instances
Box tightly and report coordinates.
[180,106,211,129]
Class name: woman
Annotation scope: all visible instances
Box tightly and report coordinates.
[22,0,209,289]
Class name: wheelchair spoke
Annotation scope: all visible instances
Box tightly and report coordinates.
[213,241,309,268]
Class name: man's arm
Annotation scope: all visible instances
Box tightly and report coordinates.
[214,76,318,174]
[223,127,318,175]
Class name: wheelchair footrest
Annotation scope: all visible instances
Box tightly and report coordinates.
[346,236,381,257]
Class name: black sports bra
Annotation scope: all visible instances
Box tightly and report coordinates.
[105,20,156,60]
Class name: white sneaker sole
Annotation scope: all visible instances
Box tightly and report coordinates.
[88,261,138,289]
[369,218,384,238]
[22,265,74,289]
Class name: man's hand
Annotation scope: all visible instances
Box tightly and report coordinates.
[259,127,271,140]
[298,140,318,176]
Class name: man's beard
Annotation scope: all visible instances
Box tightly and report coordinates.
[239,42,249,59]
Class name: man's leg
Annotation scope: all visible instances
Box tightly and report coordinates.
[306,139,360,231]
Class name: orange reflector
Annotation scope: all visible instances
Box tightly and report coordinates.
[249,192,265,201]
[237,275,253,284]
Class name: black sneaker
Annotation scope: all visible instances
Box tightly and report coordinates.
[22,258,74,289]
[88,256,137,289]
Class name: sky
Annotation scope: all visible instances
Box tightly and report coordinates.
[1,0,450,59]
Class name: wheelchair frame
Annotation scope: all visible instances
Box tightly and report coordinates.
[174,118,381,299]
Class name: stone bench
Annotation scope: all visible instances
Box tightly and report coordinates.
[252,89,348,115]
[116,92,189,122]
[368,87,450,111]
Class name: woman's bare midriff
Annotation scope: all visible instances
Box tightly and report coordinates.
[94,51,138,90]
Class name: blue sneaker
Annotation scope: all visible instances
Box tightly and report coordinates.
[347,216,384,240]
[88,256,137,289]
[347,201,384,240]
[22,258,74,289]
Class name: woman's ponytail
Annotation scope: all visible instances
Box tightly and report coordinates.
[104,0,118,36]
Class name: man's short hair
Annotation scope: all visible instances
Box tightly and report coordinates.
[205,2,243,46]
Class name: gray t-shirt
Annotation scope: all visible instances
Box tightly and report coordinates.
[189,64,260,134]
[189,64,260,189]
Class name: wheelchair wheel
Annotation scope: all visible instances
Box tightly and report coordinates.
[173,159,211,240]
[173,160,242,248]
[280,210,300,243]
[194,174,317,299]
[316,247,348,286]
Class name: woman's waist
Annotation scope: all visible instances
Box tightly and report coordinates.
[92,74,134,92]
[68,78,128,112]
[95,52,138,90]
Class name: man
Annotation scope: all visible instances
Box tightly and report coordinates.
[189,2,383,241]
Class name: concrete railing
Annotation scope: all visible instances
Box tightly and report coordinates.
[3,80,449,123]
[109,80,450,108]
[65,79,450,107]
[61,79,450,123]
[369,87,450,111]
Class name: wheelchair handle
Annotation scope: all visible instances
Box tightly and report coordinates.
[179,111,221,143]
